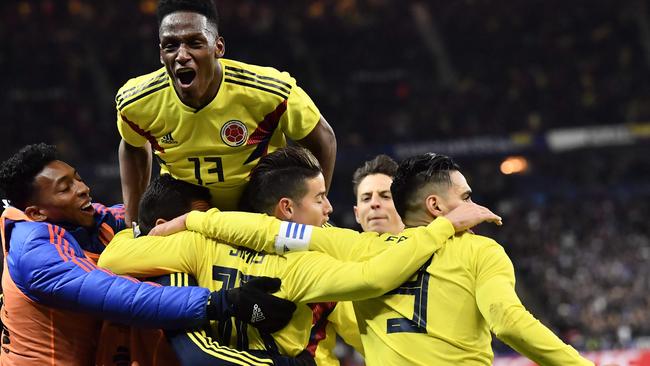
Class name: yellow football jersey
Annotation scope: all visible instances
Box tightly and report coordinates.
[184,210,594,366]
[98,216,454,359]
[115,59,320,210]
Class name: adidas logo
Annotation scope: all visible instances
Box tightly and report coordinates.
[161,132,178,144]
[251,304,266,323]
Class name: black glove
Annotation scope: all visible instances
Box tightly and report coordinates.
[206,277,296,333]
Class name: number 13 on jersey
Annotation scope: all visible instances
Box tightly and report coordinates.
[188,156,225,185]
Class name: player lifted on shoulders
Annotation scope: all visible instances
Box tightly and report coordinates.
[116,0,336,224]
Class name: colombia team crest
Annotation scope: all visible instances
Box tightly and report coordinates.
[220,120,248,147]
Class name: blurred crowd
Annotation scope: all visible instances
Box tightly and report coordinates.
[475,146,650,352]
[2,0,650,359]
[3,0,650,158]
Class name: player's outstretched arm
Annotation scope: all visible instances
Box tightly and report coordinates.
[475,240,593,366]
[118,139,152,227]
[279,217,456,303]
[149,201,501,263]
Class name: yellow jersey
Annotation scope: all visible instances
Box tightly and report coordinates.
[98,216,454,358]
[183,210,595,366]
[115,59,320,210]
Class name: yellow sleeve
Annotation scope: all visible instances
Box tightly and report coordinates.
[282,84,321,140]
[186,210,454,263]
[116,107,147,147]
[279,219,454,303]
[186,209,280,253]
[98,229,205,278]
[306,219,455,261]
[475,241,593,366]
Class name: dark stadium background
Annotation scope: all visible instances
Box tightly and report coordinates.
[2,1,650,364]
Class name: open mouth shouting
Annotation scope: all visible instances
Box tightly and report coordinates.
[175,68,197,89]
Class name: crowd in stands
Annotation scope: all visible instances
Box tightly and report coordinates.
[2,0,650,360]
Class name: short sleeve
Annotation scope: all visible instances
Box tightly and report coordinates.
[280,84,321,141]
[116,110,147,147]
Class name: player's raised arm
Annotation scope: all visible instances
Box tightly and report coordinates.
[118,139,152,226]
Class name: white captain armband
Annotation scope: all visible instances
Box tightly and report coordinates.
[275,221,313,254]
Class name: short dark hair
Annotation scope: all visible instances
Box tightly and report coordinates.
[138,174,211,235]
[0,143,58,210]
[391,153,460,218]
[240,147,322,215]
[157,0,219,32]
[352,154,398,197]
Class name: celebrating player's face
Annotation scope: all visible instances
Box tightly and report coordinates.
[27,161,96,228]
[354,173,404,234]
[435,170,473,214]
[159,12,225,109]
[290,173,332,227]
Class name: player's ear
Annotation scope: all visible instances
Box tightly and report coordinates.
[215,36,225,58]
[424,194,444,218]
[159,44,164,65]
[25,205,47,222]
[353,206,361,224]
[155,218,168,226]
[274,198,294,221]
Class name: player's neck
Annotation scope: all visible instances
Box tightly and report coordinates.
[186,63,223,109]
[401,211,432,228]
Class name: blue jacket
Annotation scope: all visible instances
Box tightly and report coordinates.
[2,205,210,330]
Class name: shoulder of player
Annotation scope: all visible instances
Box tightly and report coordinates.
[221,58,295,99]
[452,232,507,259]
[115,68,170,111]
[15,221,71,245]
[9,221,79,268]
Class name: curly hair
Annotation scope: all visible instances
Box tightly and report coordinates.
[391,153,460,218]
[157,0,219,31]
[0,143,58,210]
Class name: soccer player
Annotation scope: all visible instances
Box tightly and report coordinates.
[0,144,294,366]
[323,154,406,363]
[117,0,336,225]
[98,152,501,363]
[159,153,594,365]
[352,154,403,234]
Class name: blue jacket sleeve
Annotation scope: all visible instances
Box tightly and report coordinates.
[8,223,210,330]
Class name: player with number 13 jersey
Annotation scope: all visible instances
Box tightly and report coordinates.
[116,58,320,210]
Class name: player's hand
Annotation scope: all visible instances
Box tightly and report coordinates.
[228,277,296,333]
[206,277,296,333]
[148,213,188,236]
[444,201,502,232]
